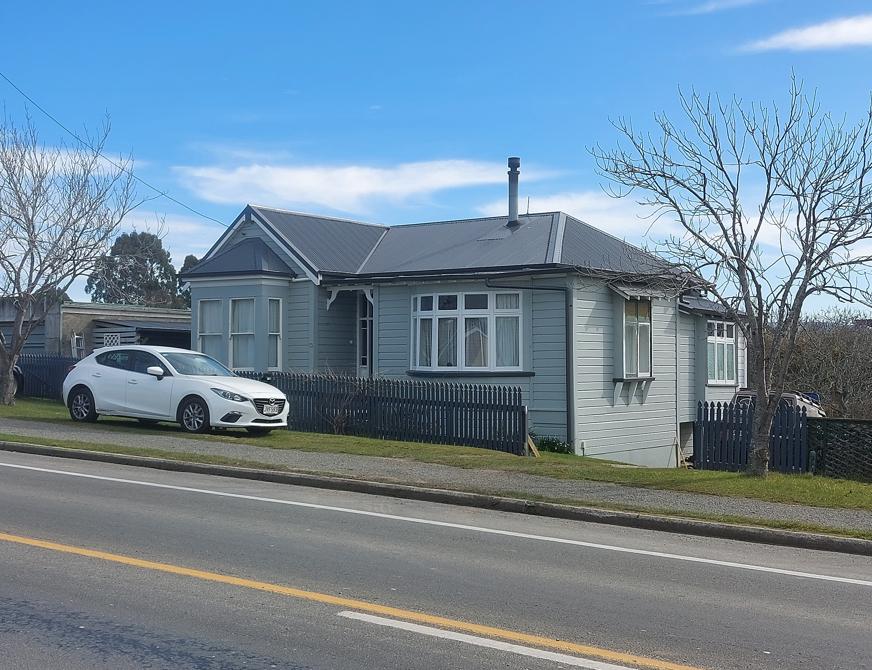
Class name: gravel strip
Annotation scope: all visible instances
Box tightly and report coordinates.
[2,417,870,532]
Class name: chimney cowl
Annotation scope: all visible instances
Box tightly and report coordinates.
[507,156,520,227]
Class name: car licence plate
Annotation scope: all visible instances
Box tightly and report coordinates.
[263,404,280,416]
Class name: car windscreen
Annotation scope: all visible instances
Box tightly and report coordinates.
[161,352,235,377]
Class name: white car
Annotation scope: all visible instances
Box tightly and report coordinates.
[62,345,289,434]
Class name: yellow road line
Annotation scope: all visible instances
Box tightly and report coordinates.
[0,530,703,670]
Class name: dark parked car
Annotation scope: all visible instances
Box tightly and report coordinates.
[12,364,23,396]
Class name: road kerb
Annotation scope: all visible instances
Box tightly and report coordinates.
[1,439,870,556]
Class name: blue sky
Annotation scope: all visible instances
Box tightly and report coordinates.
[4,1,872,299]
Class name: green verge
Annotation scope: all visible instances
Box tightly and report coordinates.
[0,430,869,541]
[3,398,872,513]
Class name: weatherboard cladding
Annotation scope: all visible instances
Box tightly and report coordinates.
[92,319,191,332]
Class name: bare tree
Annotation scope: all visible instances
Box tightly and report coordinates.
[784,308,872,418]
[593,80,872,475]
[0,114,138,404]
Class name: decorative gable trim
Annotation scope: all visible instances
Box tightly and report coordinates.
[201,206,320,284]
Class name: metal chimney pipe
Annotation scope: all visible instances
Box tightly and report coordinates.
[507,156,520,226]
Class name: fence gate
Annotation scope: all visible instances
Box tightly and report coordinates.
[694,401,808,473]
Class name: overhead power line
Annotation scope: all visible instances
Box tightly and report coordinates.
[0,70,229,228]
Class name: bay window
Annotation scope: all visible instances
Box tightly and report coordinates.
[707,320,736,384]
[411,291,522,371]
[623,299,652,378]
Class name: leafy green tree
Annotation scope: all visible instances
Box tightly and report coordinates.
[177,254,199,308]
[86,232,181,307]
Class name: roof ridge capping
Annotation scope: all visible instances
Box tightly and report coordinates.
[397,211,559,228]
[249,204,388,229]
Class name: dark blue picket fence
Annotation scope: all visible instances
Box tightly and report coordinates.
[240,372,529,455]
[694,401,808,473]
[15,354,79,400]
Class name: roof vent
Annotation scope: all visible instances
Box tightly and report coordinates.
[507,156,520,227]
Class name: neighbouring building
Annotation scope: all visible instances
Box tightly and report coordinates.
[0,301,191,357]
[182,158,746,467]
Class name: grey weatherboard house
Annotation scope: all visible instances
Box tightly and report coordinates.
[182,160,747,467]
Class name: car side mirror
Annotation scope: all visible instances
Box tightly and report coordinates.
[146,366,165,380]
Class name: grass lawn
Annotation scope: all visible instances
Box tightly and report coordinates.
[2,398,872,514]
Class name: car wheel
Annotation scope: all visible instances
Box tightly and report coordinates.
[137,418,160,426]
[68,387,98,423]
[178,397,211,434]
[245,427,273,436]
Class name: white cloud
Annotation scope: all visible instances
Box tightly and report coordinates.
[477,190,681,243]
[670,0,763,16]
[744,14,872,51]
[174,159,551,214]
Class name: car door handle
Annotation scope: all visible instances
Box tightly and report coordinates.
[128,380,138,385]
[91,373,102,378]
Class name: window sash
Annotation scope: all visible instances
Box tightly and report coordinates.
[623,299,651,378]
[198,300,222,335]
[231,334,256,369]
[267,299,282,370]
[230,299,255,335]
[229,298,256,369]
[268,299,281,335]
[464,317,488,367]
[706,319,737,384]
[411,291,521,371]
[495,316,520,367]
[437,318,457,367]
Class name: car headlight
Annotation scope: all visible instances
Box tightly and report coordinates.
[211,388,248,402]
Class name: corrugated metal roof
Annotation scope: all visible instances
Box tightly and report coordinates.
[357,213,559,274]
[560,215,669,274]
[217,205,671,279]
[680,295,730,315]
[182,237,296,278]
[251,205,387,274]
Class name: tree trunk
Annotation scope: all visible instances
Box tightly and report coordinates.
[747,399,776,477]
[0,361,16,406]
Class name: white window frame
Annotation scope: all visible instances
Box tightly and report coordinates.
[267,298,282,371]
[409,291,523,372]
[707,319,737,385]
[622,298,652,379]
[197,299,222,357]
[229,297,256,371]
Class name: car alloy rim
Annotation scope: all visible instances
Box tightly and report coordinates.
[71,393,90,419]
[183,403,205,430]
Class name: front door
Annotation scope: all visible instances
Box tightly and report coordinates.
[357,291,373,377]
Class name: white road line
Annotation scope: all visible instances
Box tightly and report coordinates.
[338,611,634,670]
[0,460,870,588]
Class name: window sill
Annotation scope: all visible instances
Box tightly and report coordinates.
[407,369,535,378]
[706,382,738,388]
[613,376,655,383]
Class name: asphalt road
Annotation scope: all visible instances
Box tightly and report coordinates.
[0,451,869,670]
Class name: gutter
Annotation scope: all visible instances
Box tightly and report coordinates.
[485,277,575,450]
